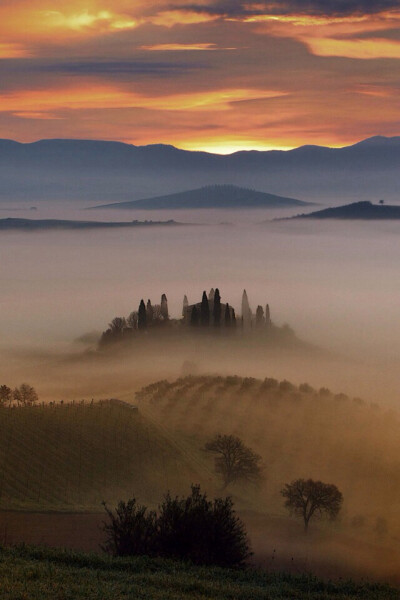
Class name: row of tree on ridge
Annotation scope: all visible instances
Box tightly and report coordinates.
[101,288,272,345]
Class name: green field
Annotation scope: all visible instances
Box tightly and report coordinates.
[0,545,398,600]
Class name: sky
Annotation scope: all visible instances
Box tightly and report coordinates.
[0,0,400,152]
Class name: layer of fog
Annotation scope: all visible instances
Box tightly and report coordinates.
[0,201,399,403]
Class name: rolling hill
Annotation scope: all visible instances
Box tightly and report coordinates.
[138,375,400,528]
[90,185,310,210]
[0,400,205,510]
[287,201,400,220]
[0,136,399,203]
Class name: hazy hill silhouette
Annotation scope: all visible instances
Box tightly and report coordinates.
[0,218,183,231]
[91,185,309,210]
[0,136,399,202]
[288,201,400,220]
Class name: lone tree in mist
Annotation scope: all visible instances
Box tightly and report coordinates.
[281,478,343,533]
[204,434,262,488]
[0,385,12,406]
[13,383,38,406]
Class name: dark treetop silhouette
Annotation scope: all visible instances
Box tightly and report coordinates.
[100,288,275,346]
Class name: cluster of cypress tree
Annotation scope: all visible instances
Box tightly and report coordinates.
[190,289,236,328]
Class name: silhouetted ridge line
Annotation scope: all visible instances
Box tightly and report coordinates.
[0,218,185,231]
[286,201,400,220]
[90,184,310,210]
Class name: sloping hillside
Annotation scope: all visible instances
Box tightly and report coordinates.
[91,184,309,209]
[0,400,204,510]
[137,376,400,531]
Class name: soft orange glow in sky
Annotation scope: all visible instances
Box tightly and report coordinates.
[0,1,399,152]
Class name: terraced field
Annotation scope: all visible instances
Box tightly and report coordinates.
[0,400,203,510]
[137,375,400,527]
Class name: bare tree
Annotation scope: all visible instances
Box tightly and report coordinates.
[0,385,12,406]
[109,317,127,335]
[127,311,138,330]
[281,478,343,533]
[13,383,39,406]
[204,434,262,488]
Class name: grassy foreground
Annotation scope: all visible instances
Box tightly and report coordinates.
[0,545,398,600]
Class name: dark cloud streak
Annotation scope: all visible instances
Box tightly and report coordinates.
[6,60,209,77]
[169,0,400,17]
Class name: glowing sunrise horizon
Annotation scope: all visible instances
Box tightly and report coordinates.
[0,1,399,149]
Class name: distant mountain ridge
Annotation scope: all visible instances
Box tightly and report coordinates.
[90,185,310,210]
[0,136,399,202]
[288,201,400,220]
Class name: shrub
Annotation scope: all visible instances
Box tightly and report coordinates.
[157,485,250,567]
[103,485,251,568]
[102,499,157,557]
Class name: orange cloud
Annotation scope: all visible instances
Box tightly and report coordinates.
[252,10,400,59]
[306,37,400,59]
[43,9,137,32]
[140,43,235,51]
[1,85,286,115]
[0,43,29,58]
[150,10,219,27]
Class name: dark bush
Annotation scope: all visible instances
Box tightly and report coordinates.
[299,383,315,394]
[279,380,296,393]
[102,499,157,557]
[103,485,251,568]
[157,485,250,567]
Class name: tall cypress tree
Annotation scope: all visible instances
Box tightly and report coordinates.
[256,305,264,327]
[213,288,221,327]
[232,308,237,327]
[200,291,210,327]
[190,305,199,326]
[182,295,189,317]
[138,299,147,330]
[161,294,169,320]
[146,299,154,322]
[224,303,231,327]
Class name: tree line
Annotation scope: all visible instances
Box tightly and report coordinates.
[100,288,275,345]
[101,294,170,345]
[0,383,38,406]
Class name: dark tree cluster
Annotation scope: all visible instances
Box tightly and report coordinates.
[187,288,237,329]
[103,485,251,568]
[0,383,38,407]
[100,287,281,346]
[100,294,170,345]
